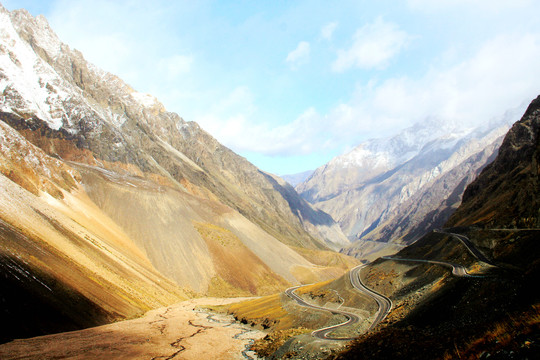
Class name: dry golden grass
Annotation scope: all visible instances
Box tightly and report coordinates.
[194,222,291,297]
[292,246,360,269]
[228,294,296,330]
[429,276,448,293]
[195,222,242,247]
[295,280,333,293]
[290,265,321,284]
[290,247,360,284]
[293,280,344,306]
[291,264,353,284]
[206,276,251,298]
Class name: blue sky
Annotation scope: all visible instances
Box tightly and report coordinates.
[4,0,540,175]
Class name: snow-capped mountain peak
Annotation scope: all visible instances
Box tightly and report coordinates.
[0,6,69,130]
[332,117,472,171]
[297,106,523,245]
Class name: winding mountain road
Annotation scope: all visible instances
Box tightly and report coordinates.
[381,256,484,278]
[285,229,493,340]
[435,230,496,265]
[285,286,360,340]
[349,265,392,331]
[285,264,394,339]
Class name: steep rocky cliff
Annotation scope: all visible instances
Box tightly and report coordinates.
[447,95,540,228]
[1,5,347,251]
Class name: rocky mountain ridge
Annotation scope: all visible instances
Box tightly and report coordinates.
[448,94,540,228]
[298,118,471,204]
[242,96,540,359]
[1,5,348,251]
[0,4,355,342]
[297,108,523,259]
[281,169,314,187]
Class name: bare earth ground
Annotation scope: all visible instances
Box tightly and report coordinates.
[0,297,265,360]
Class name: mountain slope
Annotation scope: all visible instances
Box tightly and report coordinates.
[342,125,507,260]
[0,3,351,282]
[297,111,519,255]
[298,118,467,204]
[227,97,539,359]
[447,94,540,228]
[0,4,355,342]
[281,170,314,187]
[1,5,347,252]
[332,95,540,360]
[362,134,502,244]
[0,119,187,343]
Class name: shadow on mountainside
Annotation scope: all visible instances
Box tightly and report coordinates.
[330,228,540,360]
[260,171,337,227]
[0,218,114,344]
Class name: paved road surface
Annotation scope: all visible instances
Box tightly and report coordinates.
[349,265,392,331]
[381,256,484,278]
[285,230,493,341]
[285,286,360,340]
[435,230,496,265]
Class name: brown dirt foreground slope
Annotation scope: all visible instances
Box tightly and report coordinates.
[0,298,265,360]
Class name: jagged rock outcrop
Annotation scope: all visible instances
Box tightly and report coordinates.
[333,95,540,360]
[447,95,540,228]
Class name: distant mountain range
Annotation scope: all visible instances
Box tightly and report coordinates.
[1,3,538,358]
[296,108,525,259]
[281,170,314,187]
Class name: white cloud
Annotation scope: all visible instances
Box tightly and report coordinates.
[321,22,338,40]
[196,87,330,156]
[329,33,540,140]
[158,54,193,77]
[286,41,310,69]
[407,0,533,12]
[197,33,540,158]
[332,17,411,72]
[38,0,540,168]
[195,86,256,140]
[230,107,327,155]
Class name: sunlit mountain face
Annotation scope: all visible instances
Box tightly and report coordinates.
[0,3,538,360]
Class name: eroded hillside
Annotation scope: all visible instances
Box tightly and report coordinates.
[0,4,355,343]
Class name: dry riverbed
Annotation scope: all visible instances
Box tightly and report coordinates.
[0,297,265,360]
